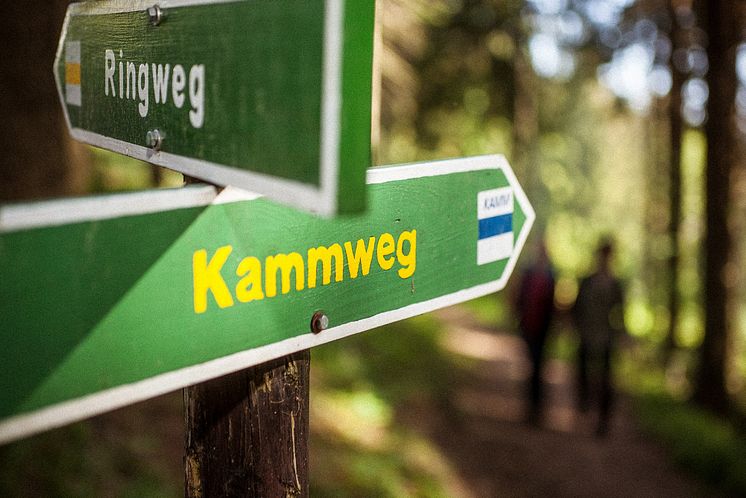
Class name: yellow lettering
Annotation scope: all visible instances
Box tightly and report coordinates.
[193,228,420,312]
[396,230,417,278]
[193,246,234,314]
[307,244,344,288]
[265,252,304,297]
[344,237,375,279]
[377,233,395,270]
[235,256,264,303]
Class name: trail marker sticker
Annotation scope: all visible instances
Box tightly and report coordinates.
[53,0,375,215]
[0,155,533,443]
[64,41,81,106]
[477,187,514,265]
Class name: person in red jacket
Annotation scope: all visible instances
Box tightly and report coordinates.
[515,241,556,425]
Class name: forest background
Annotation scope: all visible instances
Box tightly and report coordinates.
[2,0,746,496]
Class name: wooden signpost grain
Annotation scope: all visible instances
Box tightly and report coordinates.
[185,351,310,497]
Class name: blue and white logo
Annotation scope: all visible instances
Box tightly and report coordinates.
[477,187,513,265]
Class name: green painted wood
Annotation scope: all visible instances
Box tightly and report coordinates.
[54,0,375,215]
[0,156,533,442]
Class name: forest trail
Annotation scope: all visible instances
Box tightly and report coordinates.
[404,305,717,498]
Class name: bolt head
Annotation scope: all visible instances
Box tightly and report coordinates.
[148,5,163,25]
[311,311,329,334]
[145,129,162,151]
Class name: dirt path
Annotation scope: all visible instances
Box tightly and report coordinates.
[406,306,718,498]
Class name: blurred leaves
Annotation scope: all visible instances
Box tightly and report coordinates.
[635,393,746,495]
[310,316,474,497]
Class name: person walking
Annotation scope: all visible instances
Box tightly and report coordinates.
[572,239,626,436]
[515,241,556,425]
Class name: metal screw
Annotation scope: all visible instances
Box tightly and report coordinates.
[148,5,163,26]
[145,129,163,151]
[310,311,329,334]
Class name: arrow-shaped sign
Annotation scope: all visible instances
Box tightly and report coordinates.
[0,155,533,443]
[54,0,375,215]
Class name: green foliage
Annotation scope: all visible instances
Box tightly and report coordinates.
[310,315,473,496]
[545,329,578,363]
[313,315,471,406]
[0,408,181,498]
[460,294,509,329]
[635,393,746,495]
[311,425,456,498]
[0,424,90,497]
[88,148,183,193]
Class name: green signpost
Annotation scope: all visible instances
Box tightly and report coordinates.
[0,155,533,444]
[54,0,375,215]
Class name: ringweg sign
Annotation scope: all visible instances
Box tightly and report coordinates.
[0,156,533,444]
[53,0,375,215]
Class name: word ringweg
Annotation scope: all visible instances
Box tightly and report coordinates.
[104,50,205,128]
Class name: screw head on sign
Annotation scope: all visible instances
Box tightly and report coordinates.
[310,311,329,334]
[148,5,163,26]
[145,129,163,151]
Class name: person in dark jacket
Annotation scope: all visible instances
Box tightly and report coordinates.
[515,241,556,425]
[572,239,625,436]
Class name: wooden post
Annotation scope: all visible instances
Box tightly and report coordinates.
[184,350,310,497]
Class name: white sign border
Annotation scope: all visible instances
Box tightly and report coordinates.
[0,155,534,444]
[53,0,346,217]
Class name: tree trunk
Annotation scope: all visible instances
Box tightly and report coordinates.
[643,99,667,311]
[0,0,90,202]
[184,351,310,498]
[695,0,737,414]
[512,40,539,211]
[664,0,686,357]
